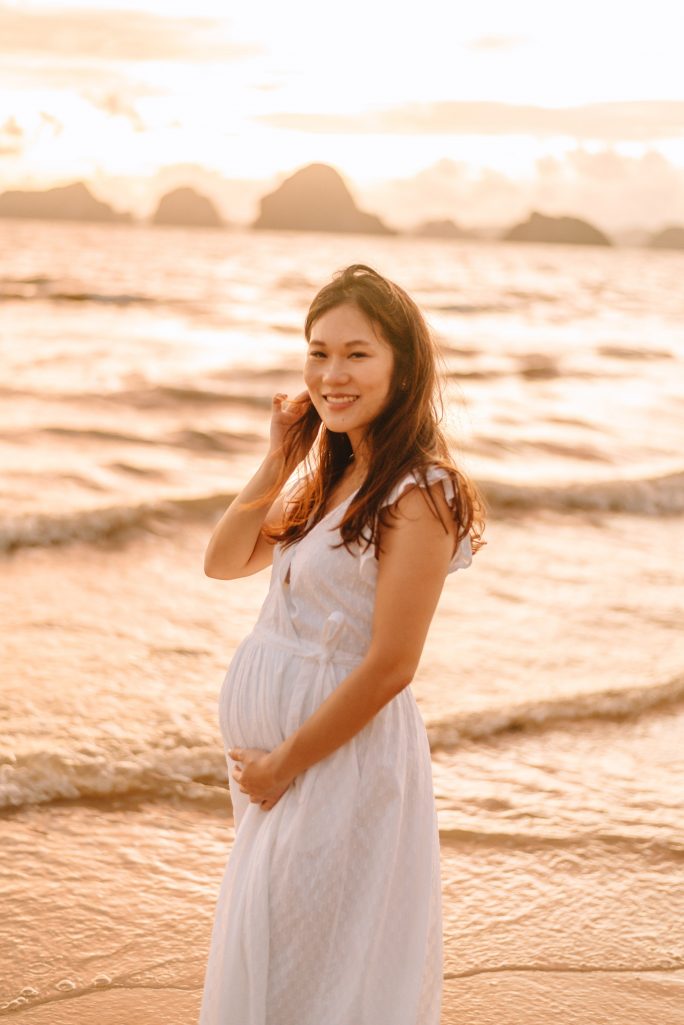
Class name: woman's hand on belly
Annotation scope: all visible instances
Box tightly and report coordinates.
[229,747,295,811]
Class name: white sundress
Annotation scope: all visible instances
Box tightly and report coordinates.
[198,465,473,1025]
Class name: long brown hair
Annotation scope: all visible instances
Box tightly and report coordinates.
[261,263,486,559]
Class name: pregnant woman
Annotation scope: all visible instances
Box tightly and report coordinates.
[199,263,485,1025]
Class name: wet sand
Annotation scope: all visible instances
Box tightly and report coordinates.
[3,787,684,1024]
[12,962,684,1025]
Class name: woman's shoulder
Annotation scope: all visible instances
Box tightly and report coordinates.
[369,462,473,576]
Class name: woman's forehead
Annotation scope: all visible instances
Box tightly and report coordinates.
[309,304,389,347]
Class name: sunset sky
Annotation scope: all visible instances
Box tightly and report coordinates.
[2,0,684,230]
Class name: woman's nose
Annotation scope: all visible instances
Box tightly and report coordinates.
[322,359,351,382]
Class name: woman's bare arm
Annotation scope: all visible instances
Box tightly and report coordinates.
[204,390,311,580]
[232,481,457,789]
[203,452,288,579]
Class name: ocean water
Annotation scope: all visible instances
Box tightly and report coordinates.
[1,220,683,1019]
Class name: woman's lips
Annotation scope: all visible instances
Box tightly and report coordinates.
[323,395,359,410]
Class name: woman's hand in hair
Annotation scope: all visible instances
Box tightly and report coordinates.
[268,389,314,467]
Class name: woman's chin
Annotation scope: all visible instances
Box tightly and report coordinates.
[322,421,352,434]
[321,413,369,435]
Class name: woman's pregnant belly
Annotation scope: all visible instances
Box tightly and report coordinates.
[218,631,358,753]
[217,630,432,789]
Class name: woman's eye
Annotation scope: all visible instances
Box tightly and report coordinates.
[307,350,367,359]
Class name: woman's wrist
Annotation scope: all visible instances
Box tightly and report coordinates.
[266,445,301,480]
[267,740,298,787]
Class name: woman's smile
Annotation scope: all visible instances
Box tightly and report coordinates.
[323,394,360,410]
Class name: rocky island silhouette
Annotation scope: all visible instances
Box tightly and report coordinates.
[0,164,677,248]
[649,226,684,249]
[252,163,394,236]
[152,187,223,228]
[0,182,131,223]
[502,210,612,246]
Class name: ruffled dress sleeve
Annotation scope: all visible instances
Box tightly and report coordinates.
[358,465,473,583]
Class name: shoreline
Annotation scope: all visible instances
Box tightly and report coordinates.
[3,792,683,1024]
[10,968,684,1025]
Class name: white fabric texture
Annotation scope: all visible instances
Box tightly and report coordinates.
[198,465,472,1025]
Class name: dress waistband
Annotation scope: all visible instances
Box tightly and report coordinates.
[250,612,360,667]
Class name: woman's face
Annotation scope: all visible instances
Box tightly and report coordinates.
[304,302,395,447]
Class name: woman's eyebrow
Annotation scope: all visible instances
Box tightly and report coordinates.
[308,339,374,347]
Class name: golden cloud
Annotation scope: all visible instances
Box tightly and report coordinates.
[0,7,261,62]
[258,100,684,142]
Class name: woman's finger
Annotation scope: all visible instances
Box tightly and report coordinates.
[288,391,311,411]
